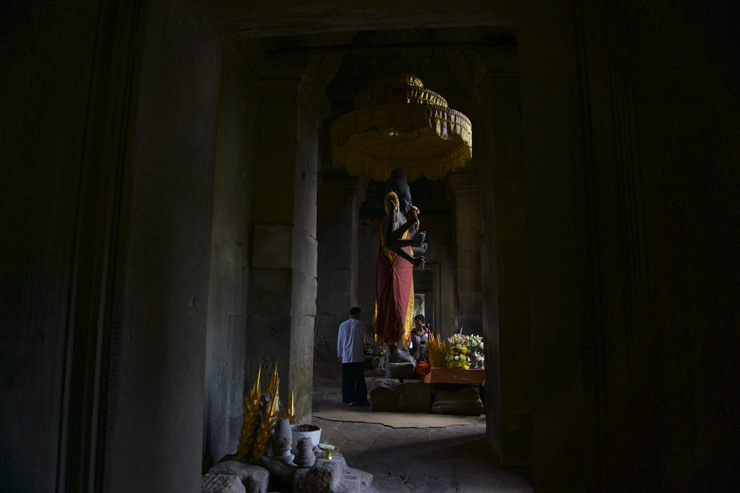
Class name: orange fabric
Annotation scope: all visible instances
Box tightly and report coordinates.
[374,197,415,344]
[423,367,486,386]
[374,234,414,343]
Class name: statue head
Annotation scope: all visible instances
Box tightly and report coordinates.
[390,168,412,215]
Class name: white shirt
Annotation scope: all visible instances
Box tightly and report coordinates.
[337,318,373,363]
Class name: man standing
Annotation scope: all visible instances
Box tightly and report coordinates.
[337,307,375,406]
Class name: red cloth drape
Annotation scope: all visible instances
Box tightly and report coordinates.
[374,242,414,343]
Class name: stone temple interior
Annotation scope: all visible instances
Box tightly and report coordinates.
[2,0,739,491]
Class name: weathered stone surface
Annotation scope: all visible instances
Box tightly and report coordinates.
[293,458,343,491]
[207,460,269,493]
[431,387,484,416]
[259,456,296,482]
[387,343,416,364]
[385,362,415,379]
[252,224,292,268]
[345,466,374,486]
[333,474,361,492]
[201,473,246,493]
[369,379,432,412]
[292,452,375,493]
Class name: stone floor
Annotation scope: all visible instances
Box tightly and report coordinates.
[312,386,533,492]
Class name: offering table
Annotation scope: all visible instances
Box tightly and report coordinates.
[423,367,485,386]
[423,367,485,415]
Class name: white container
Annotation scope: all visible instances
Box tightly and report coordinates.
[290,424,321,452]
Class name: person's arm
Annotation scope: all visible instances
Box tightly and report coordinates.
[337,324,345,363]
[359,320,378,347]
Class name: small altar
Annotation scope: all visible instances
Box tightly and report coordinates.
[366,336,487,416]
[369,366,486,416]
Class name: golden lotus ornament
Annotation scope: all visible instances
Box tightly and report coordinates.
[330,75,472,183]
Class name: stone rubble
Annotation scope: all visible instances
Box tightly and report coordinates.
[202,474,246,493]
[204,445,377,493]
[206,460,269,493]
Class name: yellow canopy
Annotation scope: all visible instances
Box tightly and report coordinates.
[330,75,472,182]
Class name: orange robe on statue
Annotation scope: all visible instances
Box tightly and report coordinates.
[374,215,415,344]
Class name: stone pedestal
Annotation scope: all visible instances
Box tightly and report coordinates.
[430,387,484,416]
[369,379,432,412]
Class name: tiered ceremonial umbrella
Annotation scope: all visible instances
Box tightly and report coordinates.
[329,75,472,182]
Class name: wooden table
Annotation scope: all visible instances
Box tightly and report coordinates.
[423,367,485,386]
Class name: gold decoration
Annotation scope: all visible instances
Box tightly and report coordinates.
[236,366,262,459]
[428,333,449,368]
[249,392,279,464]
[404,279,414,345]
[285,390,296,425]
[266,362,280,399]
[330,75,472,182]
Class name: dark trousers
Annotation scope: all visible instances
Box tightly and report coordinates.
[342,362,367,404]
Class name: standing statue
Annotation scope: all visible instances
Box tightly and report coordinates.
[374,169,427,349]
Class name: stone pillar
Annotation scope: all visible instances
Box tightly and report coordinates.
[473,46,532,474]
[246,58,331,423]
[203,42,259,467]
[315,175,367,385]
[448,173,483,335]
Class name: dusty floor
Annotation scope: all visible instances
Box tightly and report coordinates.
[312,386,533,492]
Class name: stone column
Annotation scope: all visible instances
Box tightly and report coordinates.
[246,57,331,423]
[448,173,483,335]
[473,46,531,474]
[203,43,259,467]
[315,175,368,385]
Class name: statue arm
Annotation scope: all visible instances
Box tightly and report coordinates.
[383,210,426,269]
[386,240,426,269]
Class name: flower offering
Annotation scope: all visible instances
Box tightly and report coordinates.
[446,333,470,369]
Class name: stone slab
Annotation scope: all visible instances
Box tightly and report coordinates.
[369,379,432,412]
